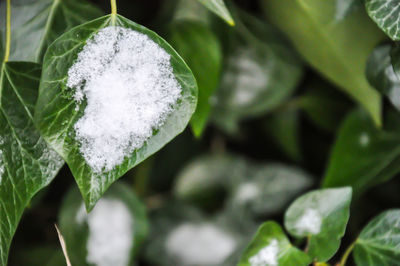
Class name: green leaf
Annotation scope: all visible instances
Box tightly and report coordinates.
[196,0,235,26]
[354,209,400,265]
[0,0,103,63]
[238,221,311,266]
[212,10,303,133]
[261,0,385,126]
[365,0,400,40]
[366,44,400,111]
[59,182,148,266]
[34,14,197,211]
[284,187,352,261]
[167,20,222,137]
[322,109,400,192]
[0,62,64,266]
[390,44,400,83]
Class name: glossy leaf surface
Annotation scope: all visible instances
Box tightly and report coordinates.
[284,187,352,261]
[0,62,63,265]
[35,15,198,210]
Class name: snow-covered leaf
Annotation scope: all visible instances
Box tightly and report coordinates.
[0,0,103,62]
[34,15,197,210]
[0,62,63,265]
[284,187,352,261]
[58,183,148,266]
[238,221,311,266]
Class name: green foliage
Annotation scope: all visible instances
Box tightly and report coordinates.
[0,62,63,265]
[0,0,103,62]
[238,221,311,266]
[262,0,385,126]
[3,0,400,265]
[167,20,222,136]
[34,14,197,210]
[323,109,400,193]
[284,187,352,261]
[354,209,400,265]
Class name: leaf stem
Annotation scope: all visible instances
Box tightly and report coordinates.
[111,0,117,15]
[339,241,356,266]
[3,0,11,62]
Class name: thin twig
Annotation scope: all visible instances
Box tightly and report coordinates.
[55,224,72,266]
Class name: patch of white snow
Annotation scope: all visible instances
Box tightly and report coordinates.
[249,239,279,266]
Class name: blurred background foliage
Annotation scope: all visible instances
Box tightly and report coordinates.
[4,0,400,265]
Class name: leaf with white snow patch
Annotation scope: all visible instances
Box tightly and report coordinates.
[0,62,64,266]
[34,15,198,210]
[284,187,352,262]
[238,221,311,266]
[59,182,148,266]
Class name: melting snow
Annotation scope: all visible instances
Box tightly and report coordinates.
[295,208,322,235]
[235,182,260,203]
[75,199,133,266]
[67,26,181,173]
[249,239,279,266]
[165,223,237,265]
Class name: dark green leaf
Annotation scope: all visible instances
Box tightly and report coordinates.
[34,15,197,210]
[365,0,400,40]
[390,44,400,82]
[238,221,311,266]
[366,44,400,111]
[262,0,385,126]
[196,0,234,26]
[354,209,400,265]
[212,11,303,133]
[0,0,103,63]
[167,20,222,137]
[322,109,400,193]
[284,187,352,261]
[59,182,148,266]
[0,62,63,265]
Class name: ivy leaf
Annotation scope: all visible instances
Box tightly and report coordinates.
[34,15,197,210]
[167,20,222,137]
[322,109,400,193]
[354,209,400,265]
[0,0,103,63]
[262,0,385,126]
[212,10,303,133]
[390,44,400,82]
[238,221,311,266]
[365,0,400,40]
[59,182,148,266]
[0,62,64,266]
[284,187,352,261]
[366,44,400,111]
[196,0,235,26]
